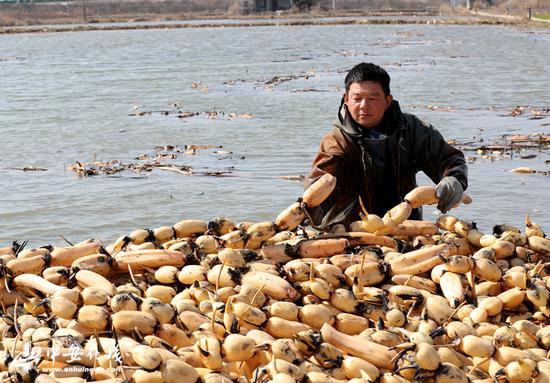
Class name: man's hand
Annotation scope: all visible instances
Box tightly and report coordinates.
[303,205,324,228]
[436,176,464,213]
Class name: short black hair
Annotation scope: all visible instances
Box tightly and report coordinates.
[345,63,391,96]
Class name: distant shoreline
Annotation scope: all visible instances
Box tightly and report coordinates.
[0,14,543,35]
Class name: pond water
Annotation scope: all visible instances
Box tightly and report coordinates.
[1,22,549,246]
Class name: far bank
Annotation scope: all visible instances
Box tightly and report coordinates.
[1,0,549,31]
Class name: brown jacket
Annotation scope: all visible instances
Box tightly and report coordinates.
[305,99,468,229]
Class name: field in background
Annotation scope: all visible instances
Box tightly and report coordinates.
[0,0,486,27]
[0,0,548,29]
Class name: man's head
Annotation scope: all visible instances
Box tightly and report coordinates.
[343,63,393,129]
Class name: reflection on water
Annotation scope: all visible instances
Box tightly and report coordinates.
[0,24,549,246]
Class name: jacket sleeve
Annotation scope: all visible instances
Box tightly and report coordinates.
[305,129,349,189]
[304,129,358,228]
[411,116,468,191]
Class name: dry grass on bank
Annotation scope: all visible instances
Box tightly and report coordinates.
[0,0,443,27]
[1,0,546,27]
[0,0,234,26]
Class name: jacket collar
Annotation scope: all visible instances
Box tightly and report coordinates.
[334,98,406,138]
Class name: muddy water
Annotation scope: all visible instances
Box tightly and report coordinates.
[0,23,549,246]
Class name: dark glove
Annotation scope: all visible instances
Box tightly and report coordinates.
[436,176,464,213]
[303,205,324,228]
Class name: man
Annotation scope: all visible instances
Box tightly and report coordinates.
[305,62,468,229]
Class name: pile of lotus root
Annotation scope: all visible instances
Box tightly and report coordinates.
[0,173,549,383]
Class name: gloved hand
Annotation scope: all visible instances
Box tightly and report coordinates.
[303,205,324,228]
[436,176,464,213]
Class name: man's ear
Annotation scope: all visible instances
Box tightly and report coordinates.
[343,92,348,104]
[385,94,393,109]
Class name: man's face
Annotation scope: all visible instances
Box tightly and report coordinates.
[344,81,393,129]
